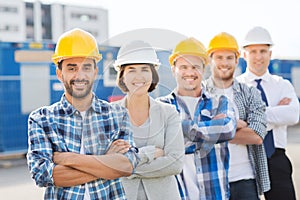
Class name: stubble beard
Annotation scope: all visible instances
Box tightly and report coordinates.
[64,79,93,99]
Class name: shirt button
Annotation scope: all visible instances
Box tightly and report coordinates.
[200,184,205,190]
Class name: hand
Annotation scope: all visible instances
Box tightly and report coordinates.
[154,147,164,158]
[237,119,247,130]
[106,139,131,154]
[213,113,226,120]
[53,152,75,165]
[277,97,291,106]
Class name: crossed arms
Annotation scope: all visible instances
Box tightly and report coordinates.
[53,142,134,187]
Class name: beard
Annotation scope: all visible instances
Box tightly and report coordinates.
[64,79,93,99]
[219,74,233,82]
[183,84,197,91]
[215,70,234,82]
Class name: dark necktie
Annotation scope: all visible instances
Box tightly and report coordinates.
[255,79,275,158]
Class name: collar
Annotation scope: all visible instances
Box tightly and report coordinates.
[172,86,211,100]
[245,69,271,83]
[60,93,101,116]
[204,77,242,94]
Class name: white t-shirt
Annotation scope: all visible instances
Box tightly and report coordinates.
[177,96,200,200]
[215,87,254,182]
[178,95,200,119]
[79,111,91,200]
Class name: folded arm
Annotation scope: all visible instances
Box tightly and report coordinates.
[229,120,263,145]
[189,112,236,144]
[53,139,135,187]
[53,165,98,187]
[230,88,266,145]
[266,81,299,128]
[53,152,133,181]
[131,109,184,178]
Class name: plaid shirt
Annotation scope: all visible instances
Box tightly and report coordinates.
[157,89,236,200]
[27,94,138,200]
[205,78,271,194]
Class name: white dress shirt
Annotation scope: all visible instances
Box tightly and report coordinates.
[237,70,299,149]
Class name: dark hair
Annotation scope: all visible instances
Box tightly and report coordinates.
[57,59,97,70]
[57,61,63,70]
[116,64,159,93]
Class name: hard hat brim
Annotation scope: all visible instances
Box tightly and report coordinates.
[52,54,102,65]
[114,61,161,71]
[169,53,208,66]
[242,42,273,48]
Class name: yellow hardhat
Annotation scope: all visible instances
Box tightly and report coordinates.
[52,28,102,65]
[169,37,208,66]
[207,32,240,58]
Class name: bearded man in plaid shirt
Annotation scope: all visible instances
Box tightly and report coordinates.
[27,28,138,200]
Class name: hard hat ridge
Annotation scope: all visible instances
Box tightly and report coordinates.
[207,32,240,58]
[114,40,161,71]
[169,37,208,66]
[242,26,273,48]
[52,28,102,65]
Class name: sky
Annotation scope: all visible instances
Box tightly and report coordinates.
[43,0,300,58]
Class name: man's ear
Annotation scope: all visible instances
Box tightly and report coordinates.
[56,68,63,82]
[94,66,98,79]
[171,66,176,77]
[243,51,247,59]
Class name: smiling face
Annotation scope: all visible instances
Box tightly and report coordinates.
[210,49,238,87]
[243,44,272,76]
[122,64,153,96]
[56,57,98,102]
[172,55,205,97]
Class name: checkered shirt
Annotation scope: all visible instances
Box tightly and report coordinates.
[205,78,270,194]
[27,94,138,200]
[157,88,236,200]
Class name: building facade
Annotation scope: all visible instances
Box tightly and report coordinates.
[0,0,108,43]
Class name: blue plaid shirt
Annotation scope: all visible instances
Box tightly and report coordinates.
[27,94,138,200]
[157,89,236,200]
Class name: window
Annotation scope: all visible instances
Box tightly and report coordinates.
[21,64,50,114]
[71,13,98,21]
[0,24,19,32]
[0,6,18,13]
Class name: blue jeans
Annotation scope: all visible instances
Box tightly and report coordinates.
[229,179,259,200]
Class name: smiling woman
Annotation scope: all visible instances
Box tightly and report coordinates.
[122,64,153,96]
[111,40,185,200]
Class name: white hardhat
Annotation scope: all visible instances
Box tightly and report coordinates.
[114,40,161,71]
[242,26,274,48]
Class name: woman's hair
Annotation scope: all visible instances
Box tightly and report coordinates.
[116,64,159,93]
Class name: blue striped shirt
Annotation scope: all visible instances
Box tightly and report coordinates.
[27,94,138,200]
[157,89,236,200]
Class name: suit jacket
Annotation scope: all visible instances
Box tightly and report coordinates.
[115,96,184,200]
